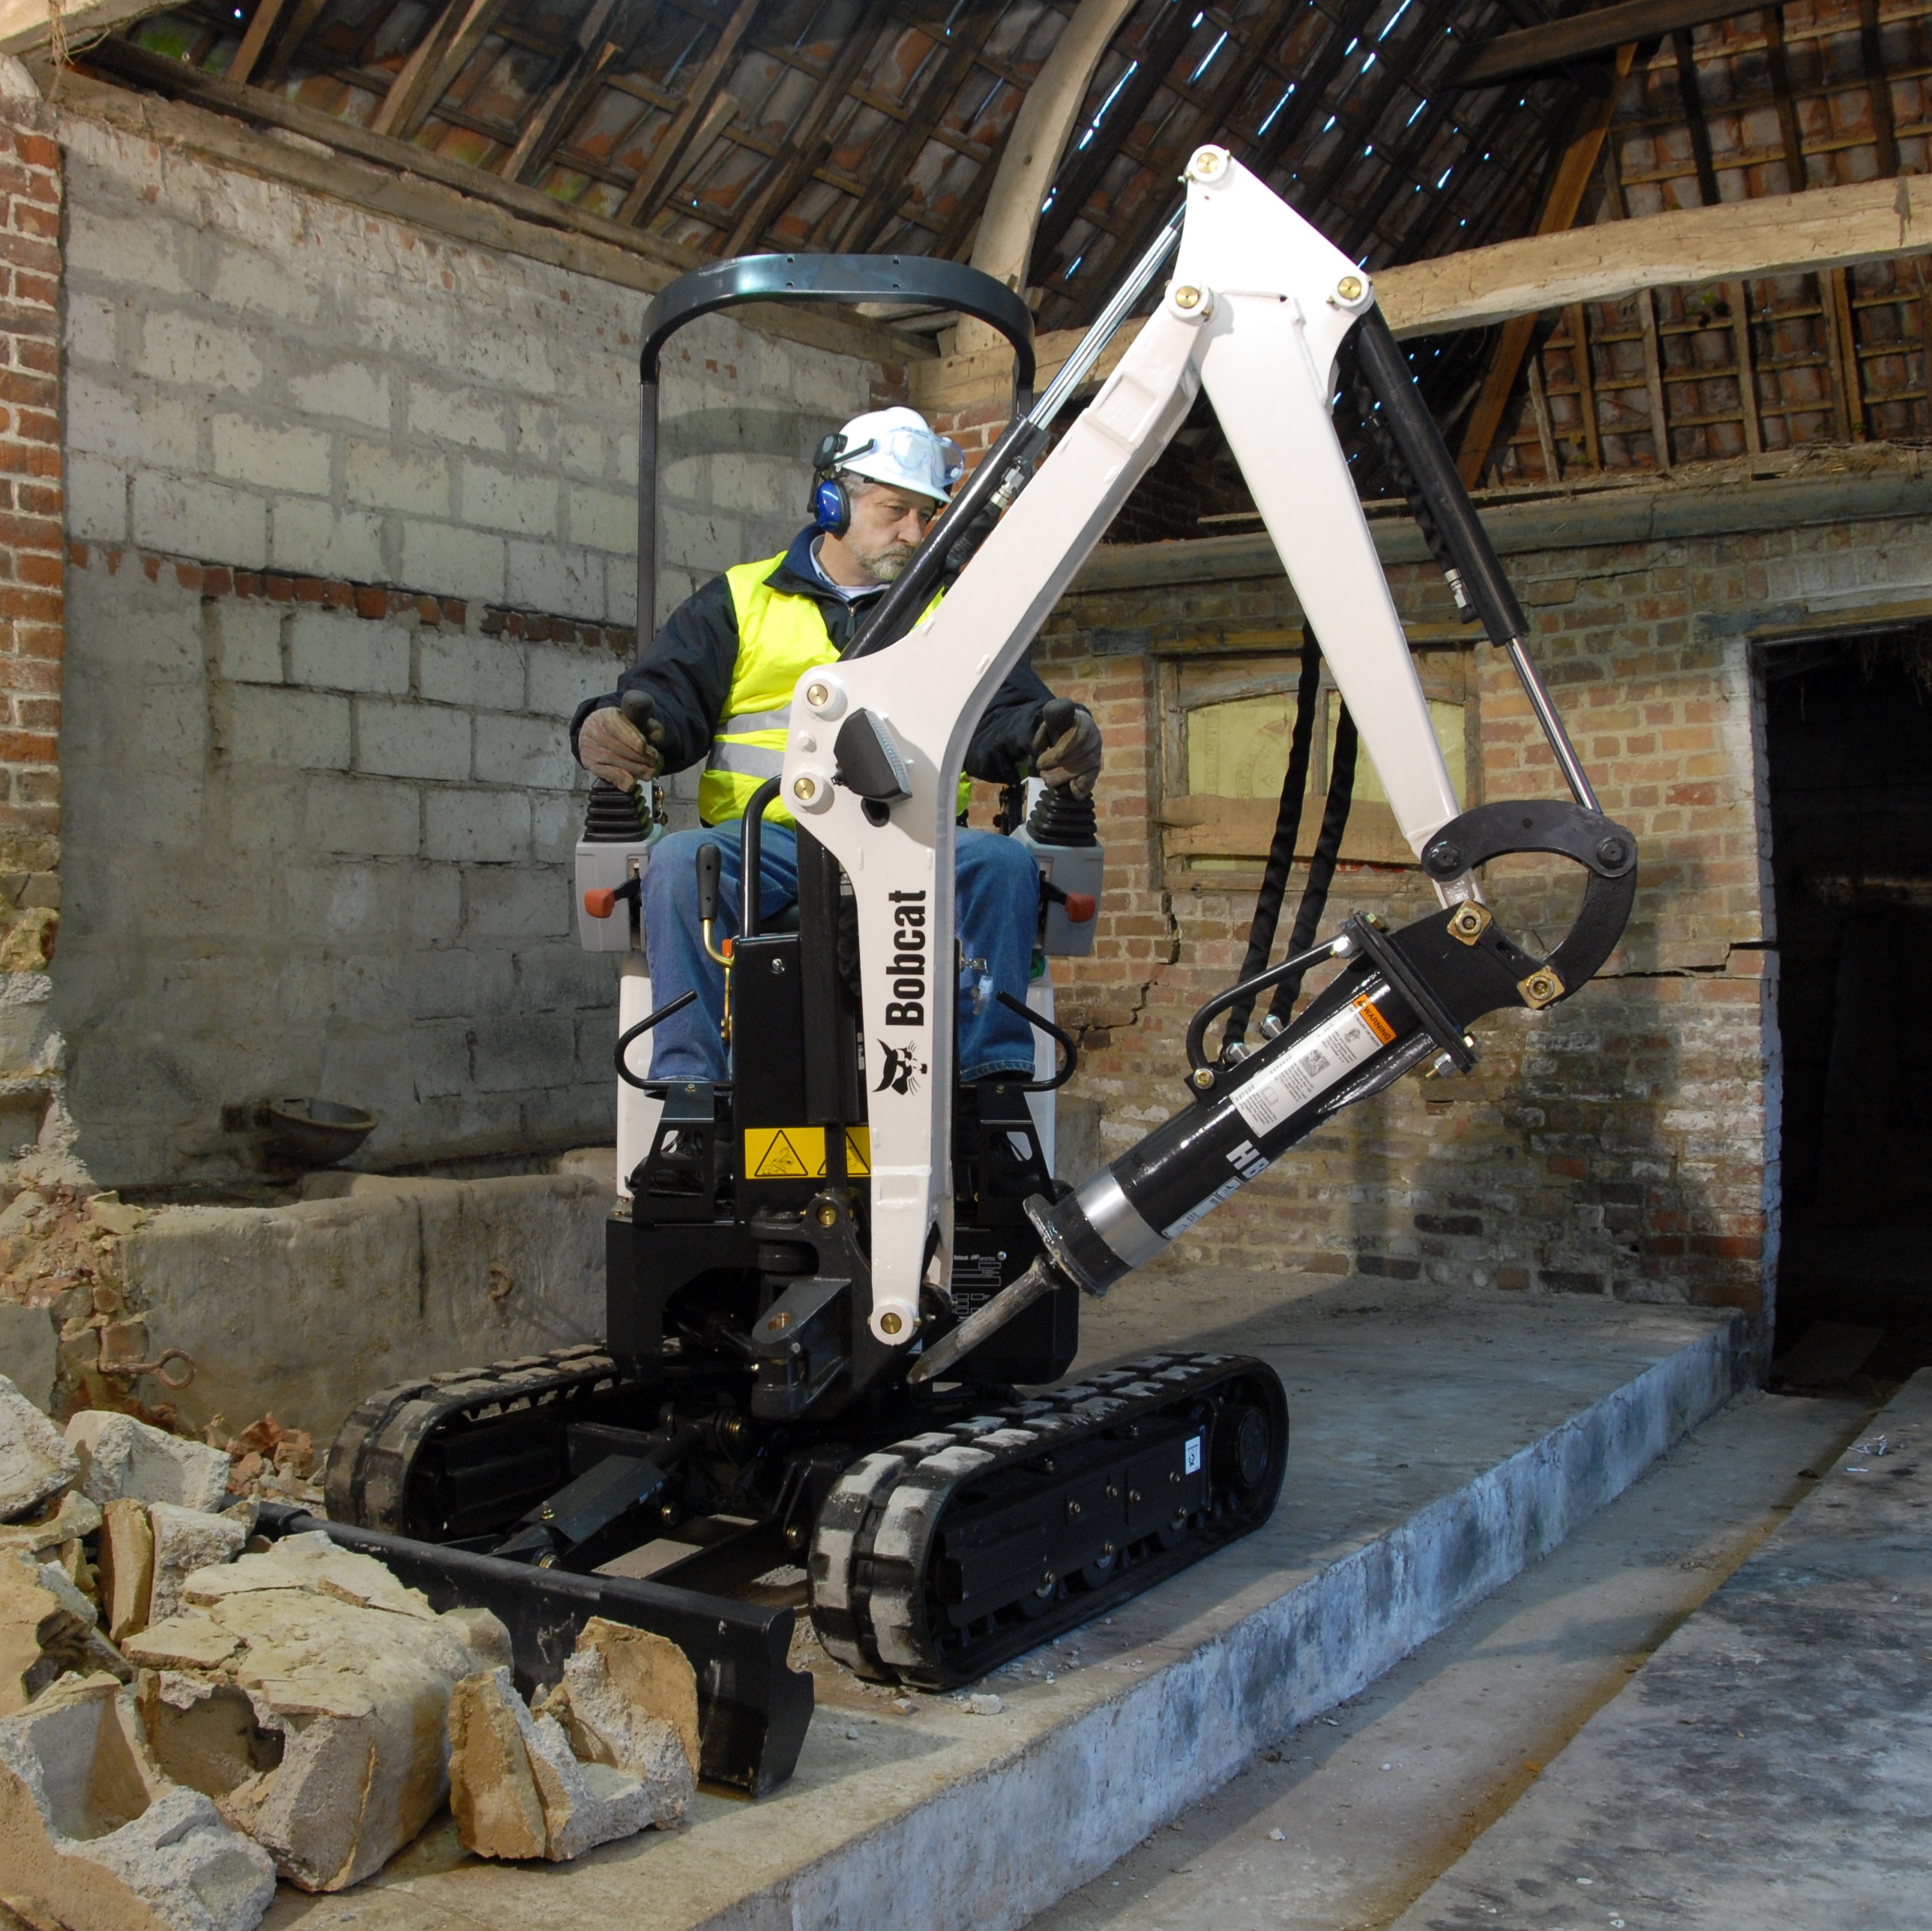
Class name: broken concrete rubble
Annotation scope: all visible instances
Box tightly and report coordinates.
[537,1615,697,1808]
[0,1670,275,1931]
[0,1370,78,1520]
[450,1666,663,1863]
[68,1412,231,1515]
[99,1499,155,1643]
[1,1549,127,1712]
[143,1506,246,1629]
[129,1531,509,1891]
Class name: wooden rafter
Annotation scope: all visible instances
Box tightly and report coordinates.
[1671,28,1721,205]
[1455,43,1637,486]
[499,0,626,183]
[256,0,328,85]
[616,0,759,225]
[223,0,288,85]
[1457,0,1765,88]
[1856,0,1898,175]
[1763,4,1808,193]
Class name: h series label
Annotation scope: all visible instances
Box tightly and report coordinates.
[884,889,927,1025]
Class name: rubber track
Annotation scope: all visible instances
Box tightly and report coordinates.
[810,1351,1285,1690]
[324,1342,630,1533]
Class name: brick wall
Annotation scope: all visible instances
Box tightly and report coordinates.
[1020,506,1932,1336]
[47,110,885,1187]
[0,95,63,1168]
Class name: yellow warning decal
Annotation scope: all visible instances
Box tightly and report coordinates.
[743,1126,872,1180]
[1350,992,1397,1046]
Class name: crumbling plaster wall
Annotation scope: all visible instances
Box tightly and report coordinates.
[1033,493,1932,1336]
[49,111,884,1186]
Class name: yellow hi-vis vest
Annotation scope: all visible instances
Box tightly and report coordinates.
[700,552,958,828]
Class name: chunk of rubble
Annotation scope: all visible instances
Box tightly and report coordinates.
[0,1372,79,1522]
[98,1499,155,1644]
[535,1617,696,1817]
[1,1549,127,1714]
[0,1670,276,1931]
[127,1531,511,1892]
[450,1666,662,1862]
[67,1413,231,1516]
[145,1506,247,1630]
[0,1489,103,1578]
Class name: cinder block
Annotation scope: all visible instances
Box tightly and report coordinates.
[409,946,516,1020]
[409,1018,476,1099]
[712,454,802,518]
[64,289,122,367]
[461,462,559,538]
[658,505,737,577]
[130,472,267,567]
[532,790,585,864]
[271,499,385,583]
[290,361,392,430]
[607,558,638,627]
[65,454,127,542]
[66,207,189,293]
[558,421,605,479]
[424,786,532,862]
[213,601,283,685]
[134,311,265,394]
[419,631,525,712]
[516,943,609,1011]
[208,241,322,322]
[287,610,410,695]
[407,861,466,943]
[525,643,616,719]
[284,861,403,944]
[401,521,505,603]
[475,712,577,791]
[226,685,352,770]
[451,323,557,399]
[306,772,421,856]
[345,439,450,515]
[506,541,603,621]
[67,377,202,469]
[470,1014,576,1092]
[409,381,511,453]
[465,865,570,940]
[572,485,639,556]
[213,415,332,496]
[355,697,472,781]
[615,433,639,488]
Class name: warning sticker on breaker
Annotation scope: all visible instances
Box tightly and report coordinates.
[1230,994,1397,1138]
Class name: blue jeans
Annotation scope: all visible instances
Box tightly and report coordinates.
[640,821,1041,1082]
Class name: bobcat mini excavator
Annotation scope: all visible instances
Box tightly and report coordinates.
[259,148,1637,1795]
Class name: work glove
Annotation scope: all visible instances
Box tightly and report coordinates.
[1032,698,1103,799]
[578,691,664,789]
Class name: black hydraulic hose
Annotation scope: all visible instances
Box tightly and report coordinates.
[1221,628,1322,1056]
[1187,939,1343,1074]
[738,776,783,938]
[843,416,1050,661]
[1265,704,1357,1032]
[994,990,1079,1091]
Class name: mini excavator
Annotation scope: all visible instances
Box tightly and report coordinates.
[259,148,1637,1795]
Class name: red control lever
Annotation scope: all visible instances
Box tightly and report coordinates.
[1063,892,1097,923]
[583,888,618,919]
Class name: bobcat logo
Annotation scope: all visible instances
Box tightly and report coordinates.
[874,1041,927,1096]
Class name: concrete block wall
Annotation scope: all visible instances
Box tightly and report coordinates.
[46,111,885,1186]
[1025,509,1932,1330]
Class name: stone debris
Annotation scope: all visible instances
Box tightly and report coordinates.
[535,1616,697,1810]
[68,1412,231,1515]
[0,1486,103,1566]
[0,1371,79,1521]
[99,1499,156,1643]
[0,1669,275,1931]
[450,1666,664,1863]
[210,1414,320,1509]
[1,1549,127,1712]
[129,1531,510,1892]
[145,1505,247,1629]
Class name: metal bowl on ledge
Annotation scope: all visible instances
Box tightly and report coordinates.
[262,1097,377,1168]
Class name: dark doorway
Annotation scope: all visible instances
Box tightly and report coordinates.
[1764,632,1932,1390]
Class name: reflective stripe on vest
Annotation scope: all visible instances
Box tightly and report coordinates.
[699,554,960,827]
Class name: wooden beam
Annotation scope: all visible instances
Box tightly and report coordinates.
[1456,0,1763,88]
[952,0,1137,352]
[1763,4,1807,193]
[1456,48,1634,487]
[614,0,758,226]
[1856,0,1898,176]
[0,0,170,58]
[224,0,289,87]
[1567,304,1604,467]
[256,0,328,87]
[1671,28,1721,206]
[1639,286,1673,469]
[498,0,623,183]
[1727,279,1763,456]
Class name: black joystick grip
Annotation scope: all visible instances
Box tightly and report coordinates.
[695,841,721,925]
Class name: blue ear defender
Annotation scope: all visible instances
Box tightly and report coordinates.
[811,432,851,536]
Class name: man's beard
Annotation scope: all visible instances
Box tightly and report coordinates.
[858,541,915,583]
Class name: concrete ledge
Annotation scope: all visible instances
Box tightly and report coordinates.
[127,1171,613,1439]
[271,1279,1747,1931]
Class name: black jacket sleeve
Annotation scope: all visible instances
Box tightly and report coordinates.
[964,652,1058,785]
[570,574,741,775]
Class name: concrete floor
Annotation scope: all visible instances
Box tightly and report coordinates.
[262,1267,1740,1931]
[1029,1386,1868,1931]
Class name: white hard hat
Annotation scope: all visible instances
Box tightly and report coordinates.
[821,406,964,505]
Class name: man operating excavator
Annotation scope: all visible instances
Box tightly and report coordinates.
[570,404,1104,1083]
